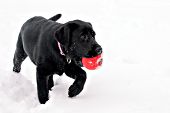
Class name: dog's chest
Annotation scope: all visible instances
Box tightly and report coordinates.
[55,63,64,74]
[53,59,67,75]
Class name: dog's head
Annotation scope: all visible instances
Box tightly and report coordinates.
[55,20,102,62]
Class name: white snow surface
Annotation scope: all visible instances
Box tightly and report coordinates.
[1,0,170,113]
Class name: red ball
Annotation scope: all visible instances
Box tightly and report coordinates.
[82,54,103,70]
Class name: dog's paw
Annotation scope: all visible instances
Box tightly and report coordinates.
[38,91,49,104]
[38,96,49,104]
[68,83,84,97]
[13,66,21,73]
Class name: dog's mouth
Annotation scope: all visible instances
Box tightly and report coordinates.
[73,50,103,67]
[85,44,102,58]
[68,44,103,67]
[68,47,102,59]
[84,48,102,58]
[75,48,103,67]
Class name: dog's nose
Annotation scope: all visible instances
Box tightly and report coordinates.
[95,46,102,55]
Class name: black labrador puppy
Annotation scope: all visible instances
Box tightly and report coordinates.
[13,14,102,104]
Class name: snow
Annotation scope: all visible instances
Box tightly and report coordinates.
[1,0,170,113]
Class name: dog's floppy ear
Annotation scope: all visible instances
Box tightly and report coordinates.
[55,25,69,47]
[55,23,78,48]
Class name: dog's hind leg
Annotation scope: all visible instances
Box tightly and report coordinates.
[13,33,27,73]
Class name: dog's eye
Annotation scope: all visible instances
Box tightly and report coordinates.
[80,35,89,42]
[91,31,96,37]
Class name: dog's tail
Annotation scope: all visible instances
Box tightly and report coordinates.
[49,14,62,21]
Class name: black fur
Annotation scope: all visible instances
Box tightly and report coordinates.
[13,14,102,104]
[49,14,62,21]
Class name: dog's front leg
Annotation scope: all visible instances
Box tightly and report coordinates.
[48,75,54,91]
[36,67,49,104]
[65,62,87,97]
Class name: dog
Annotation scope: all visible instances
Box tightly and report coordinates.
[13,14,102,104]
